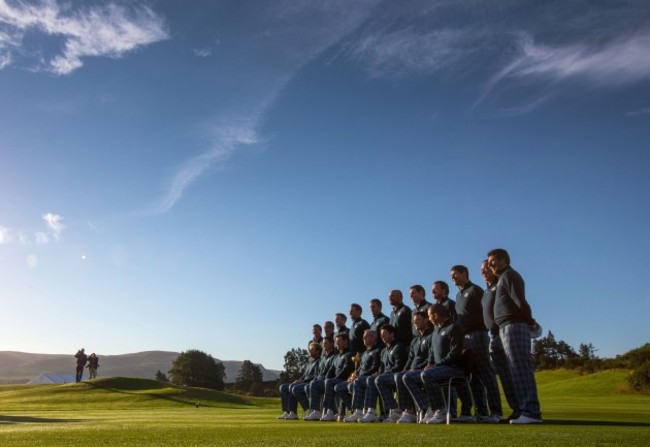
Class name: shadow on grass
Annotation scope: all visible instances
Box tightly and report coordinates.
[86,378,251,408]
[544,419,650,427]
[0,415,83,425]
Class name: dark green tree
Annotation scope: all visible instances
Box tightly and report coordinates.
[579,343,597,361]
[168,349,226,390]
[278,347,309,383]
[533,331,579,369]
[235,360,263,393]
[628,360,650,391]
[155,369,169,382]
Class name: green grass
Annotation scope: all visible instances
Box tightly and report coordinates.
[1,372,649,447]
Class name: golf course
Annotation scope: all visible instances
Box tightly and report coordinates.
[0,369,648,446]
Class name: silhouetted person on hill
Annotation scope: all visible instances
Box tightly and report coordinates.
[87,353,99,379]
[75,348,88,382]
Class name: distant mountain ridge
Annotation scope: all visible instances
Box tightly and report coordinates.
[0,351,281,385]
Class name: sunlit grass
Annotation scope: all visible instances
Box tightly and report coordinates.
[1,372,648,447]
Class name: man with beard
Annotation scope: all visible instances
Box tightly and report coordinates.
[410,284,431,336]
[278,341,322,420]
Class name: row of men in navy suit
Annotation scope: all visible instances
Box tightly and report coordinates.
[278,248,542,425]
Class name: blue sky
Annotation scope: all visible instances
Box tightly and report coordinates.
[1,0,649,371]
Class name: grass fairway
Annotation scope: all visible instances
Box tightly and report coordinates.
[1,372,649,447]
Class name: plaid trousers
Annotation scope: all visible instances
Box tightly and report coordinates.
[465,330,503,417]
[490,334,519,416]
[420,365,466,411]
[393,371,415,411]
[500,323,542,419]
[279,383,299,413]
[349,375,371,411]
[323,378,346,412]
[308,379,326,411]
[402,370,429,411]
[290,382,311,412]
[363,375,380,410]
[334,380,352,412]
[375,372,399,409]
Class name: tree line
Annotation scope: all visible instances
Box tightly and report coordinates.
[532,332,649,391]
[154,349,266,395]
[152,338,650,395]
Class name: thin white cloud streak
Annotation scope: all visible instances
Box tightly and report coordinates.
[493,93,552,118]
[473,30,650,112]
[0,0,168,75]
[193,47,212,58]
[150,119,260,214]
[148,0,380,214]
[626,107,650,117]
[0,27,16,68]
[347,27,480,79]
[341,2,650,116]
[494,32,650,87]
[349,25,650,87]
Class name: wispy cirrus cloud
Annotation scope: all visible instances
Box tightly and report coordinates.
[150,118,261,214]
[492,31,650,87]
[0,213,65,245]
[346,27,481,79]
[147,0,380,214]
[475,30,650,112]
[192,47,212,58]
[342,1,650,114]
[0,0,168,75]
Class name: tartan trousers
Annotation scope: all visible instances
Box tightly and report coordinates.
[500,323,542,419]
[464,330,503,417]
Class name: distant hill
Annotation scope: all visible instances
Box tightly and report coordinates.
[0,351,280,384]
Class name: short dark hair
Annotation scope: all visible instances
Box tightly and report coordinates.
[434,280,449,294]
[380,324,396,335]
[313,324,322,331]
[308,341,323,353]
[324,320,334,328]
[413,310,428,319]
[335,312,347,322]
[410,284,425,297]
[350,303,362,313]
[451,265,469,276]
[429,303,450,318]
[390,289,403,299]
[370,298,382,308]
[487,248,510,265]
[335,332,349,342]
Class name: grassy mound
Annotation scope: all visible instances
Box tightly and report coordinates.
[536,369,633,396]
[533,369,649,423]
[0,377,255,411]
